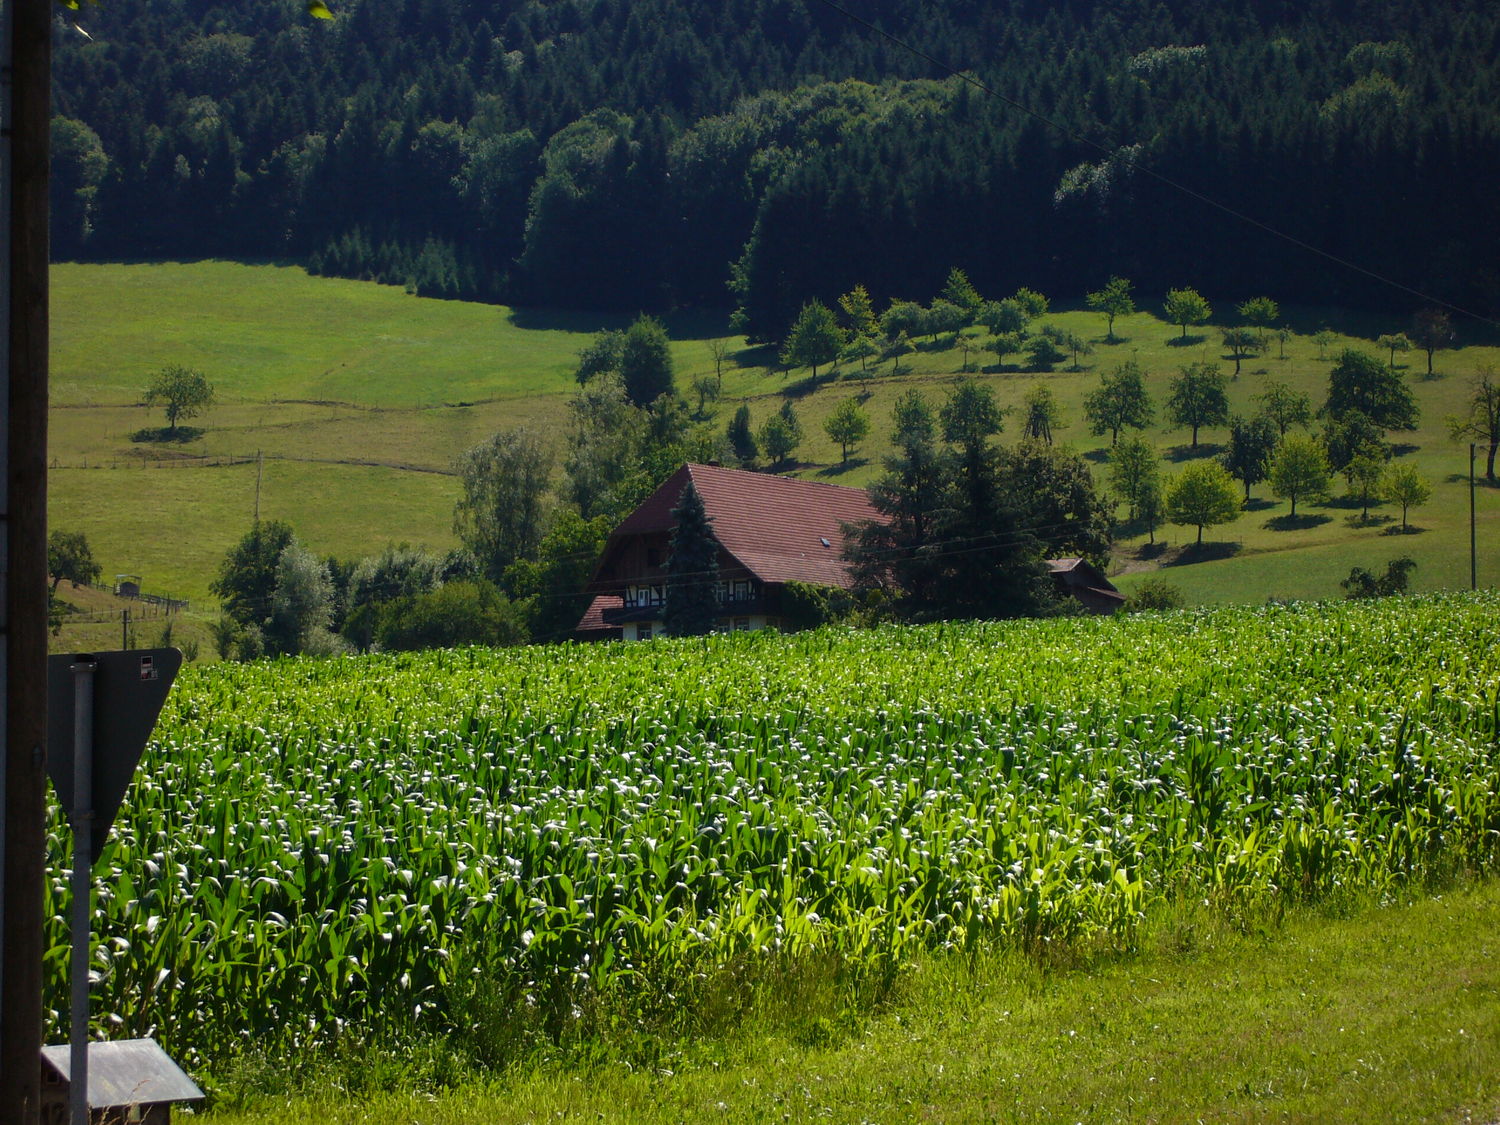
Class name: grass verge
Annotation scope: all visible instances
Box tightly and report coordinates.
[203,878,1500,1124]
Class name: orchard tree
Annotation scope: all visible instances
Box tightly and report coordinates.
[1163,287,1212,340]
[824,398,870,463]
[979,297,1029,336]
[987,331,1027,371]
[1448,368,1500,481]
[47,530,101,593]
[1382,462,1432,532]
[1255,380,1312,436]
[1325,348,1419,430]
[1221,414,1277,502]
[880,300,926,342]
[1022,384,1062,445]
[1237,296,1280,345]
[144,363,214,437]
[1013,287,1050,319]
[1084,361,1153,446]
[1166,361,1229,448]
[1220,327,1259,376]
[1268,433,1331,517]
[1165,461,1241,545]
[924,299,967,344]
[780,299,845,377]
[1086,275,1135,342]
[1346,454,1385,520]
[840,333,881,376]
[1314,327,1337,360]
[1377,332,1412,369]
[1025,332,1066,372]
[1109,434,1162,524]
[1323,409,1390,484]
[1411,308,1453,376]
[759,414,797,469]
[1061,330,1094,371]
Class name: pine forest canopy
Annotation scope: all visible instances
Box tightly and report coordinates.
[51,0,1500,335]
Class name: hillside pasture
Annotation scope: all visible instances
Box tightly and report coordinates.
[49,262,1500,621]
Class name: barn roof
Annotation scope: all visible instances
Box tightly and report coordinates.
[601,463,879,589]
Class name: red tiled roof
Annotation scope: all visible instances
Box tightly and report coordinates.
[576,593,623,634]
[607,463,879,589]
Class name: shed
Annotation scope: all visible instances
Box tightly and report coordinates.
[114,574,142,599]
[40,1038,203,1124]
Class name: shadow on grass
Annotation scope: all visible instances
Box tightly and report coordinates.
[783,371,839,399]
[1083,447,1111,463]
[1242,497,1276,512]
[1264,512,1332,531]
[1165,334,1208,347]
[1162,541,1242,565]
[1165,443,1224,462]
[1390,443,1421,457]
[1381,524,1426,536]
[1128,540,1170,560]
[131,426,204,444]
[733,343,779,370]
[1346,513,1394,528]
[817,458,868,478]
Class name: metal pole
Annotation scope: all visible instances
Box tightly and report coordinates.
[1473,444,1478,592]
[69,658,96,1125]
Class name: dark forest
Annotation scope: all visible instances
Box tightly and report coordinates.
[51,0,1500,339]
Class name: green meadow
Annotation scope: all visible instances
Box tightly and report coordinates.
[49,261,1499,633]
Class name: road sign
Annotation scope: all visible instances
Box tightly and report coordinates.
[46,649,182,866]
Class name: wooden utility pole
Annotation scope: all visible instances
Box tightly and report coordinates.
[1,0,52,1121]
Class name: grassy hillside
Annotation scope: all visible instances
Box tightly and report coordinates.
[49,261,1499,630]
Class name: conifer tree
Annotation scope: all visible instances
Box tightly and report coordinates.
[663,481,720,637]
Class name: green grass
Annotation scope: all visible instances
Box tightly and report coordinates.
[48,262,1500,618]
[202,879,1500,1124]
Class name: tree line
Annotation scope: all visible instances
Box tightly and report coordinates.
[50,0,1500,326]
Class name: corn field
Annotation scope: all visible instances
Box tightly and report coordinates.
[43,593,1500,1066]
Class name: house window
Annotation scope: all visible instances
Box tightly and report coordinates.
[734,617,751,631]
[732,580,751,602]
[637,624,653,641]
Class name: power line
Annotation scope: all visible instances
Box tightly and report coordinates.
[808,0,1500,331]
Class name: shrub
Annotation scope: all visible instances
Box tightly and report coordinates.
[1127,578,1185,612]
[376,580,527,651]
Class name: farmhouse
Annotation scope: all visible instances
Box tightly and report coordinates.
[576,463,1123,640]
[577,462,877,640]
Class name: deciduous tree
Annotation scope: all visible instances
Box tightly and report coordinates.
[824,398,870,463]
[1382,462,1431,532]
[1411,308,1453,376]
[1268,433,1331,517]
[1166,361,1229,448]
[781,299,846,376]
[619,314,675,407]
[1377,332,1412,369]
[1163,287,1211,339]
[47,530,101,593]
[1448,368,1500,481]
[144,364,214,437]
[1255,380,1312,436]
[1325,348,1419,430]
[454,427,554,584]
[1220,327,1258,376]
[1221,414,1277,502]
[1086,275,1135,342]
[1084,361,1153,446]
[1165,461,1241,545]
[1022,385,1062,445]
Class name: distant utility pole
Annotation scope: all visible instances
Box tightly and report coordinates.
[1,0,54,1121]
